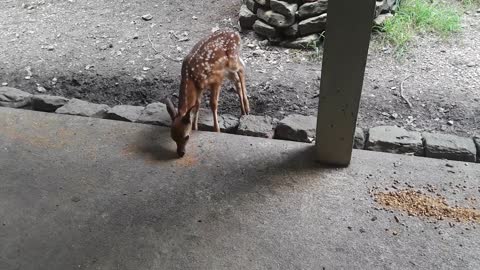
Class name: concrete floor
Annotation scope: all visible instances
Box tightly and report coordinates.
[0,107,479,270]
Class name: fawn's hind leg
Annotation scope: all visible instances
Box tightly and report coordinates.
[227,71,247,115]
[209,83,222,132]
[238,57,249,114]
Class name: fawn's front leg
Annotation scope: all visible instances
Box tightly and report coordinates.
[192,101,200,130]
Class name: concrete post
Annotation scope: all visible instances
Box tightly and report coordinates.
[315,0,376,166]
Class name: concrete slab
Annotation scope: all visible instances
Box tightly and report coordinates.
[0,107,479,270]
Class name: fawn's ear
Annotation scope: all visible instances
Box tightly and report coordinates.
[181,106,194,124]
[165,98,177,120]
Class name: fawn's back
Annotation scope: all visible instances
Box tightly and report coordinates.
[181,29,242,92]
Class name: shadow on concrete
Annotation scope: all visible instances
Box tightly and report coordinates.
[62,141,332,268]
[128,125,178,161]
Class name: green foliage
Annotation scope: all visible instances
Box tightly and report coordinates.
[306,32,325,61]
[381,0,461,51]
[461,0,480,8]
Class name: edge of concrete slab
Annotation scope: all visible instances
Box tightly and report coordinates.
[0,86,479,163]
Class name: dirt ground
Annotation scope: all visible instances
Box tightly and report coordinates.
[0,0,479,137]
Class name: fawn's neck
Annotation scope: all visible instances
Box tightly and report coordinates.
[177,63,190,116]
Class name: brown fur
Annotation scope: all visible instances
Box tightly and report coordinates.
[166,29,249,157]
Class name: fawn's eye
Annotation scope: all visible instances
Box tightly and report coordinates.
[184,135,190,142]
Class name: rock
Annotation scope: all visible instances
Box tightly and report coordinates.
[56,99,109,118]
[239,5,257,30]
[280,33,320,49]
[366,126,424,155]
[257,8,295,28]
[22,3,35,9]
[423,133,477,162]
[254,0,270,7]
[298,0,328,19]
[354,127,366,149]
[141,14,153,21]
[197,109,239,133]
[32,95,69,112]
[388,0,398,11]
[376,0,397,16]
[283,23,298,37]
[374,13,393,26]
[237,115,275,138]
[36,84,47,93]
[258,39,269,46]
[0,87,32,108]
[43,45,55,51]
[253,20,278,38]
[246,0,259,13]
[137,102,171,127]
[298,13,327,36]
[270,0,297,18]
[274,114,316,143]
[106,105,144,122]
[252,49,265,56]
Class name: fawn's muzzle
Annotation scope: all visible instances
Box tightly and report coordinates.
[176,146,186,158]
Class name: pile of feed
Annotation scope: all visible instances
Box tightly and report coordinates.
[374,190,480,223]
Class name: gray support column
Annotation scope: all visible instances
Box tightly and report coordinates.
[315,0,376,166]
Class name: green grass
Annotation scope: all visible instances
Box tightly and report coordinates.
[461,0,480,7]
[382,0,462,51]
[306,32,325,61]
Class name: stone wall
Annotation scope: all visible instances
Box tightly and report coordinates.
[239,0,398,49]
[1,86,479,163]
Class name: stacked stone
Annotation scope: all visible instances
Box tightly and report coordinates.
[375,0,398,17]
[239,0,327,48]
[239,0,398,49]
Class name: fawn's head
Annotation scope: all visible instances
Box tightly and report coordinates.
[166,98,193,158]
